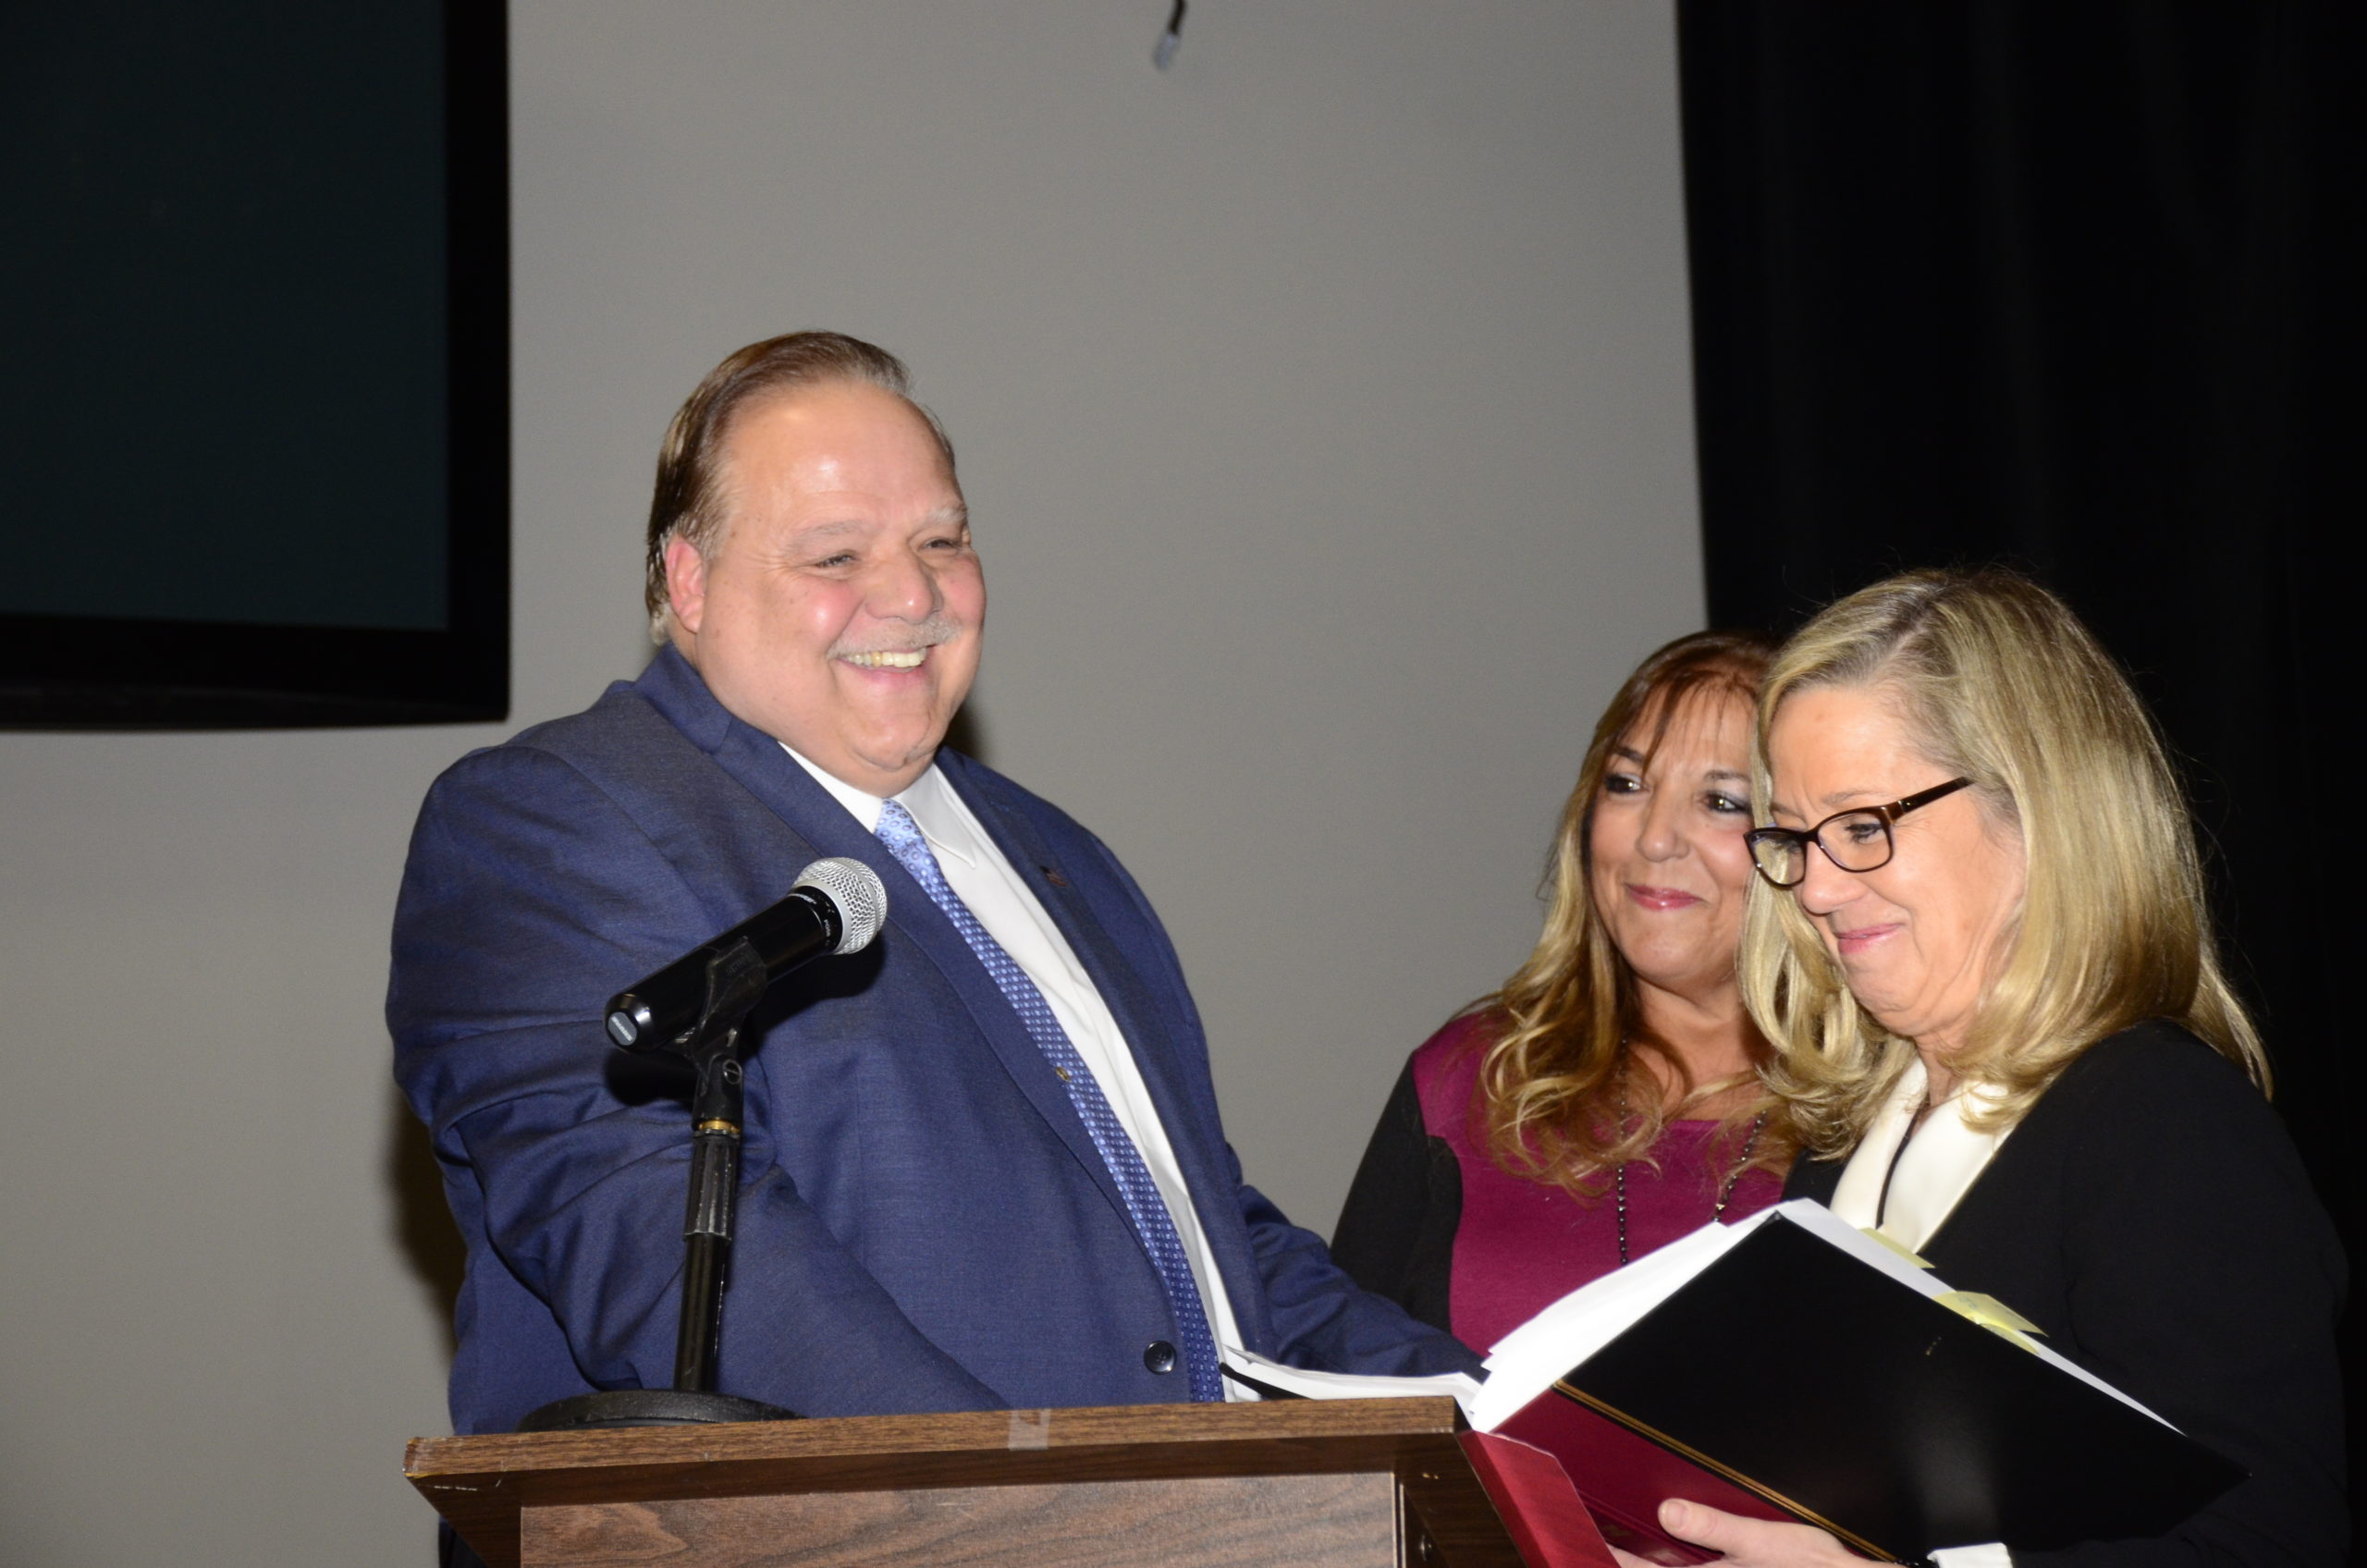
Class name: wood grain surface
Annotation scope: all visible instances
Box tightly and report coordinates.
[408,1399,1522,1568]
[521,1473,1397,1566]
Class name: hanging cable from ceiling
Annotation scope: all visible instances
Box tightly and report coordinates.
[1153,0,1187,71]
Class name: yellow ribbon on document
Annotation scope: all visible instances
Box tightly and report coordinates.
[1859,1227,1935,1268]
[1936,1291,2048,1353]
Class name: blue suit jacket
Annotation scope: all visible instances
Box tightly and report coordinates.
[389,649,1478,1433]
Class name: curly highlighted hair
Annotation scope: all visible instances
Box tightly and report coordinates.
[1470,628,1798,1197]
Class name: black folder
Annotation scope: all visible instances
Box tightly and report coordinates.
[1494,1213,2243,1562]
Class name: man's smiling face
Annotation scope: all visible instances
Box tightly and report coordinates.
[665,379,985,795]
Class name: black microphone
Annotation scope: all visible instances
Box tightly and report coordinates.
[603,857,889,1051]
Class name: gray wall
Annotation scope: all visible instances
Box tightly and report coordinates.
[0,5,1703,1561]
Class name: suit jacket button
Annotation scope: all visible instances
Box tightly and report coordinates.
[1143,1341,1177,1374]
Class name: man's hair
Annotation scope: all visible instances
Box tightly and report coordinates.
[1737,569,2266,1155]
[641,331,957,639]
[1469,628,1797,1197]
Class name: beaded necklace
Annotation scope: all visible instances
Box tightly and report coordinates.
[1613,1062,1770,1267]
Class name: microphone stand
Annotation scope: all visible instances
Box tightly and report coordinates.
[516,937,798,1431]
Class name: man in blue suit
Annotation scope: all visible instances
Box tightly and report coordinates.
[389,332,1478,1442]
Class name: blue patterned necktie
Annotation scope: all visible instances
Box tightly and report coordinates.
[874,800,1222,1401]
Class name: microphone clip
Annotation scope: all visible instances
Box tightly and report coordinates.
[632,935,772,1060]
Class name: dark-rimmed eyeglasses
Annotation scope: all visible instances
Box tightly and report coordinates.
[1745,778,1973,888]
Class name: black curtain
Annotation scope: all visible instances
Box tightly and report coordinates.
[1679,0,2355,1297]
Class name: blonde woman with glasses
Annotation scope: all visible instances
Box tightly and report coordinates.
[1635,571,2345,1568]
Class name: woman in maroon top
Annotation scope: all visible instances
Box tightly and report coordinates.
[1332,630,1798,1352]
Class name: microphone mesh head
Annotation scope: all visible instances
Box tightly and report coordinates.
[792,856,889,954]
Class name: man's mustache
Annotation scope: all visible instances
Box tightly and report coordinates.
[829,613,967,658]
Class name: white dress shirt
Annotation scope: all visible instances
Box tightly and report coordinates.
[783,745,1252,1394]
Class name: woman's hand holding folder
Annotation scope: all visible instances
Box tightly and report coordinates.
[1613,1500,1870,1568]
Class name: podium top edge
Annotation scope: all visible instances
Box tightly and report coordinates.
[406,1395,1466,1480]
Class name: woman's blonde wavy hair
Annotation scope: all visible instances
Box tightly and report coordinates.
[1737,570,2266,1157]
[1473,629,1798,1196]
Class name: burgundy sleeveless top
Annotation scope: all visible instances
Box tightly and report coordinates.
[1410,1014,1783,1353]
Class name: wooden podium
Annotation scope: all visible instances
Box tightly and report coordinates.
[406,1397,1531,1567]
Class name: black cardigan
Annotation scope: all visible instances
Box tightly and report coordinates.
[1331,1057,1464,1335]
[1787,1022,2348,1567]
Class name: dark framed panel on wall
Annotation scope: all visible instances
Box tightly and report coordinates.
[1,0,508,728]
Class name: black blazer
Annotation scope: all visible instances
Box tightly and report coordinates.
[1788,1023,2347,1567]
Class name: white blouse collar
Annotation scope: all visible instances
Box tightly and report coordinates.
[1828,1054,2017,1254]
